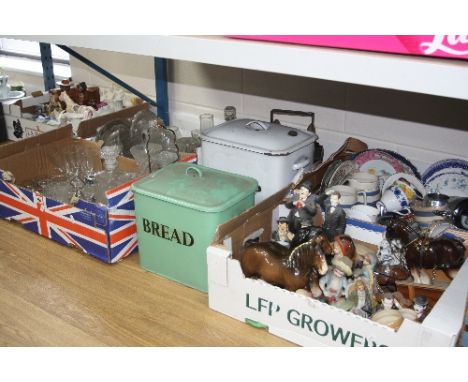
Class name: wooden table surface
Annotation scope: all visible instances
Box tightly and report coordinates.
[0,219,294,346]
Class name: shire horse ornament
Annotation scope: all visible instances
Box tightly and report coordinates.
[238,233,331,292]
[382,217,465,284]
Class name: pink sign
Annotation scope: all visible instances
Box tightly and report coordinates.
[229,35,468,60]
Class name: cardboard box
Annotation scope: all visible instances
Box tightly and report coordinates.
[3,91,148,141]
[208,242,467,346]
[207,138,468,346]
[0,126,140,263]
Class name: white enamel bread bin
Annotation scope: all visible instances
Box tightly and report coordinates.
[200,119,318,203]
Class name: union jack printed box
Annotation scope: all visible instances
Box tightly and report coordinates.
[0,169,139,263]
[0,130,140,263]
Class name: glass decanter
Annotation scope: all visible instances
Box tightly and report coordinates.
[85,145,135,205]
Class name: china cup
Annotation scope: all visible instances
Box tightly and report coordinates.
[326,185,366,210]
[346,171,380,204]
[377,186,412,215]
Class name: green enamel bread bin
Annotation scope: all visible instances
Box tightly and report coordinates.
[132,162,258,292]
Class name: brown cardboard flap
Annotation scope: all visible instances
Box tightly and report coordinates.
[213,183,290,245]
[300,137,368,192]
[212,136,368,252]
[0,138,102,185]
[0,125,73,159]
[76,103,148,138]
[0,132,139,186]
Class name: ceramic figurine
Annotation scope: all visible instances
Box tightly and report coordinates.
[271,217,294,247]
[319,255,353,304]
[285,181,318,233]
[376,291,410,312]
[345,278,374,318]
[320,189,346,241]
[385,217,465,284]
[353,249,377,281]
[352,250,378,307]
[376,238,406,266]
[380,292,401,311]
[239,233,330,292]
[331,234,356,260]
[374,236,412,288]
[413,295,429,321]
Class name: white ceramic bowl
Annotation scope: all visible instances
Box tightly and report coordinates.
[371,309,404,329]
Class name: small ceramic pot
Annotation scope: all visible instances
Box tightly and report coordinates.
[412,200,447,229]
[371,309,404,329]
[400,308,418,322]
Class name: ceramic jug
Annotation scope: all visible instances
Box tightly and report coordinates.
[377,173,426,215]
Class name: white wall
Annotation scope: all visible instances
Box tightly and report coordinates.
[45,47,468,174]
[0,69,44,94]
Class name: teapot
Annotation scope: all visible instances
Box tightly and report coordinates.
[432,197,468,230]
[422,193,449,208]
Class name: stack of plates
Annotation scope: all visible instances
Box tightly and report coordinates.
[422,159,468,197]
[319,159,357,192]
[352,149,420,180]
[0,90,25,102]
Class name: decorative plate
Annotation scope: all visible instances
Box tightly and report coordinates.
[424,171,468,197]
[0,90,25,102]
[381,149,421,180]
[422,159,468,184]
[319,159,342,193]
[353,149,406,179]
[326,160,357,188]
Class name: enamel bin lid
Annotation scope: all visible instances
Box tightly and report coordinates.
[131,162,258,213]
[201,118,318,155]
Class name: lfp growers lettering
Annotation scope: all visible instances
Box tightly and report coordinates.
[244,293,388,347]
[142,218,194,246]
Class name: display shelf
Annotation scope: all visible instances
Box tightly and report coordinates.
[7,35,468,101]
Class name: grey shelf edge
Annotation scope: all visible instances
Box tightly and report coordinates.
[6,35,468,101]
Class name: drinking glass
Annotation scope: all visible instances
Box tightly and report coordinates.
[199,113,214,133]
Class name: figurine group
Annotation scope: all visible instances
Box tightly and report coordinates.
[264,179,432,324]
[283,181,346,243]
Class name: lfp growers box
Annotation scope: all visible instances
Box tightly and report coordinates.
[0,127,140,263]
[207,138,468,346]
[132,163,258,292]
[207,189,468,346]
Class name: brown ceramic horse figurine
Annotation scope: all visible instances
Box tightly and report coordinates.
[383,217,465,283]
[386,217,465,268]
[373,262,412,292]
[238,233,331,292]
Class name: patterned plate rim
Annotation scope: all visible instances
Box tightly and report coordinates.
[422,158,468,184]
[380,149,421,180]
[352,149,405,175]
[424,172,468,196]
